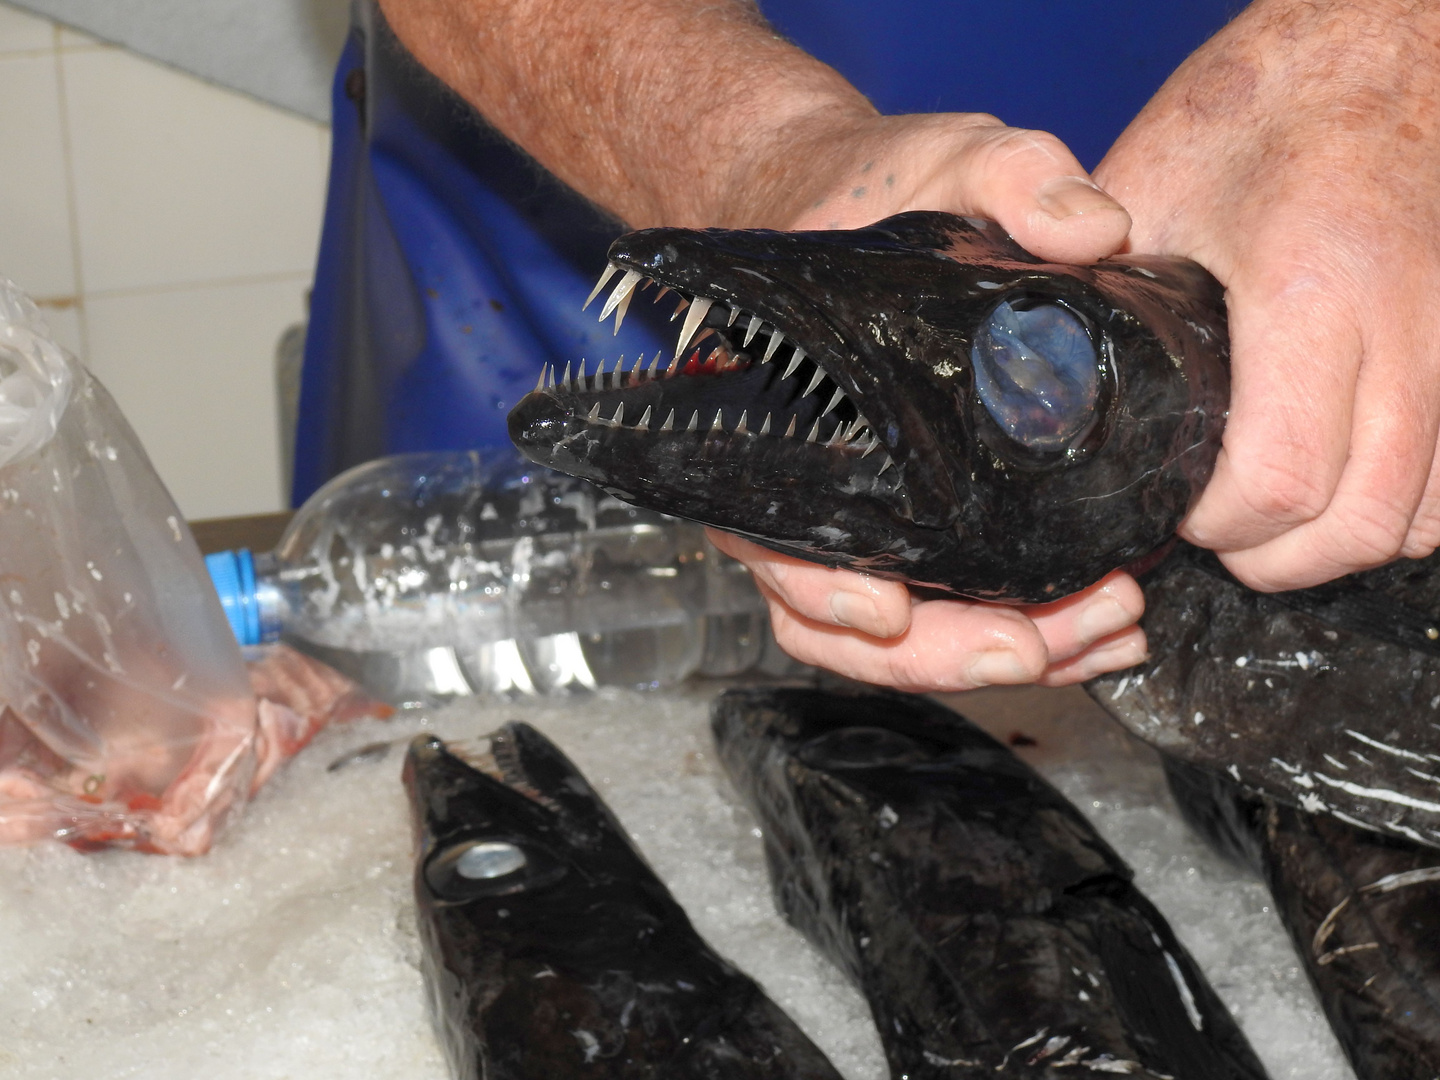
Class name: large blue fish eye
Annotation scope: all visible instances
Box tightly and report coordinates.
[971,300,1098,451]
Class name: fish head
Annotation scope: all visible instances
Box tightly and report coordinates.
[509,211,1228,601]
[403,727,657,924]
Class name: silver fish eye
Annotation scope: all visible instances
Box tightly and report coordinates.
[455,840,528,880]
[971,299,1098,451]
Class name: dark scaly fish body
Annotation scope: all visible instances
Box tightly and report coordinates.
[508,211,1229,602]
[711,686,1270,1079]
[402,726,844,1080]
[1088,543,1440,849]
[1164,757,1440,1080]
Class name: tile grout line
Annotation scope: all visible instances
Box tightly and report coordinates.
[52,21,88,361]
[86,270,315,303]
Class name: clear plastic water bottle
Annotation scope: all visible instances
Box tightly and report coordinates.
[205,451,792,700]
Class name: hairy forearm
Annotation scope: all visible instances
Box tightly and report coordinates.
[377,0,878,228]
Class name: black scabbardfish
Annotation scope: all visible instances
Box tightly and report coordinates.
[711,686,1270,1079]
[508,211,1229,603]
[1088,542,1440,850]
[1164,757,1440,1080]
[402,725,845,1080]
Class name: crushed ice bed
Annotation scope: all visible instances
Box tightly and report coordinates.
[0,685,1353,1080]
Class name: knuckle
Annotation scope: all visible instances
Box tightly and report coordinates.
[971,126,1070,173]
[1326,499,1412,567]
[1233,453,1334,526]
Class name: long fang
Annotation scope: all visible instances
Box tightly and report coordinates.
[782,350,805,379]
[561,360,572,386]
[710,409,725,432]
[803,365,826,396]
[582,264,618,311]
[599,268,643,321]
[660,408,676,432]
[533,364,546,392]
[877,455,895,475]
[611,289,634,333]
[735,410,748,434]
[822,387,846,416]
[805,420,820,443]
[676,298,713,359]
[759,413,772,435]
[686,411,699,432]
[612,402,625,426]
[578,358,588,390]
[638,405,653,430]
[671,296,690,321]
[784,415,797,438]
[647,352,660,378]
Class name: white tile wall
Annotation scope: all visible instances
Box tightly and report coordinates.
[0,2,329,518]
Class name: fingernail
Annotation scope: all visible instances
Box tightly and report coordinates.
[965,649,1034,686]
[1074,596,1135,647]
[1036,175,1120,221]
[1079,634,1148,678]
[830,590,883,635]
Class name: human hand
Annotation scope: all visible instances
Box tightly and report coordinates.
[710,113,1154,691]
[1094,0,1440,591]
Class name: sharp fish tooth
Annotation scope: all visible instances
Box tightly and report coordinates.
[804,365,827,396]
[582,264,618,311]
[877,455,895,475]
[632,354,647,383]
[744,314,762,347]
[638,405,652,430]
[762,328,785,364]
[587,402,601,422]
[647,352,661,378]
[759,413,772,435]
[784,415,797,438]
[612,402,625,426]
[710,409,725,432]
[782,349,806,380]
[660,408,676,432]
[735,410,748,434]
[534,364,547,392]
[726,306,740,326]
[675,298,713,359]
[686,411,699,432]
[599,269,643,321]
[654,285,671,303]
[578,358,588,390]
[861,436,880,458]
[671,297,690,321]
[611,289,634,333]
[665,353,683,377]
[822,387,846,416]
[561,361,572,387]
[805,420,820,443]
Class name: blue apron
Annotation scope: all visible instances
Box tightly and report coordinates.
[292,0,1240,503]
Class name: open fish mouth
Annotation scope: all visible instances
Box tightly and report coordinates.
[518,261,901,488]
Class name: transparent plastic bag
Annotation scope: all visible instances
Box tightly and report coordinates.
[0,278,381,854]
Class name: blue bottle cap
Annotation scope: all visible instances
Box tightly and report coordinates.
[205,548,260,646]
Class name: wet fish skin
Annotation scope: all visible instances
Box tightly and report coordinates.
[509,212,1229,603]
[402,726,845,1080]
[711,686,1270,1080]
[1164,757,1440,1080]
[1089,542,1440,849]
